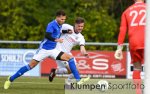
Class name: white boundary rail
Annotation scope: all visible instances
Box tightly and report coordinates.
[0,40,132,78]
[0,40,128,46]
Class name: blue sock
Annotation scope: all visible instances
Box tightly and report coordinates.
[68,58,80,81]
[9,64,31,82]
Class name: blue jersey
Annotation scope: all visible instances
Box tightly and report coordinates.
[40,20,62,50]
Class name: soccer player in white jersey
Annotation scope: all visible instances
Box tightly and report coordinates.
[49,17,89,82]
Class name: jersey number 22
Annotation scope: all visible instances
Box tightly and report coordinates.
[130,10,146,26]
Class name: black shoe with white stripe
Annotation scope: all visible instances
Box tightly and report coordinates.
[49,68,56,82]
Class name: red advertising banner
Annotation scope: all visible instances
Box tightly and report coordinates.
[41,58,57,75]
[41,51,126,76]
[72,51,126,76]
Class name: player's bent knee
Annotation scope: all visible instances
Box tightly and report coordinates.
[29,59,39,68]
[133,62,142,70]
[58,52,73,61]
[68,55,73,59]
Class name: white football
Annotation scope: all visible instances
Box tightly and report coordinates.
[97,80,109,92]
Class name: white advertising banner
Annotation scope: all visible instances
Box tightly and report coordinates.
[0,49,40,76]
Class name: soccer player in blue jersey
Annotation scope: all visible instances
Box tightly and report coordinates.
[4,10,89,89]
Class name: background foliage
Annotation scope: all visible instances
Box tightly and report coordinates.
[0,0,134,49]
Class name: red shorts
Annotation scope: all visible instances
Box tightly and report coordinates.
[130,49,144,64]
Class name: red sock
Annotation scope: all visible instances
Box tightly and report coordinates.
[133,70,141,79]
[133,70,142,94]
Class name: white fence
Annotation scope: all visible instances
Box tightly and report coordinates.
[0,40,144,79]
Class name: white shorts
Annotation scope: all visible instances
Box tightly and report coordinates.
[33,48,61,61]
[56,60,68,68]
[56,57,77,68]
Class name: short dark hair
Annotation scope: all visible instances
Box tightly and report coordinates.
[75,17,85,24]
[56,10,66,16]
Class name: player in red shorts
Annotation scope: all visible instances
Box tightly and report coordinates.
[114,0,146,94]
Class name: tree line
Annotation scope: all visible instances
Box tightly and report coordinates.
[0,0,133,49]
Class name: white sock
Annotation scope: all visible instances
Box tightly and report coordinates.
[68,74,74,79]
[56,68,68,74]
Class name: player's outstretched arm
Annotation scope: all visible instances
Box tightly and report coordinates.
[55,38,64,43]
[80,45,89,57]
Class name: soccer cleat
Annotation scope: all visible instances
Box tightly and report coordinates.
[4,76,11,89]
[49,68,56,82]
[77,77,90,85]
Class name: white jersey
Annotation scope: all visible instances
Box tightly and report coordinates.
[56,24,85,53]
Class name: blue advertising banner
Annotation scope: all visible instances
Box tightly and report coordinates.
[0,49,40,76]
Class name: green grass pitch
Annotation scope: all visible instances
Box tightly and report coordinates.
[0,76,65,94]
[0,76,141,94]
